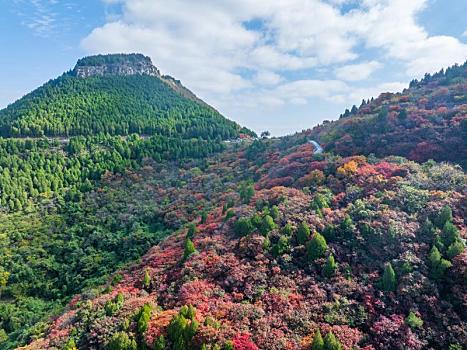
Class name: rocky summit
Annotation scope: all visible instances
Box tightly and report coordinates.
[73,53,161,78]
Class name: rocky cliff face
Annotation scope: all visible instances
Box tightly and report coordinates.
[73,53,161,78]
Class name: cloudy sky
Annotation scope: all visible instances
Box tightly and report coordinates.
[1,0,466,135]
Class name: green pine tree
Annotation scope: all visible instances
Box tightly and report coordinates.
[311,329,324,350]
[447,240,465,259]
[323,254,338,277]
[153,335,166,350]
[297,221,311,245]
[183,238,196,261]
[260,215,277,235]
[323,332,342,350]
[428,245,452,279]
[441,221,459,247]
[307,232,328,261]
[382,262,397,292]
[143,269,151,290]
[435,205,452,228]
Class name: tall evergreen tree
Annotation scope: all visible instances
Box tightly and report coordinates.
[382,262,397,292]
[297,221,311,245]
[323,332,342,350]
[311,330,324,350]
[323,254,338,277]
[307,232,328,261]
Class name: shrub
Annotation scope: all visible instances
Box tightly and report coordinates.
[311,193,330,211]
[63,338,77,350]
[405,311,423,329]
[307,233,328,261]
[105,293,124,316]
[250,213,262,229]
[187,223,197,239]
[239,183,255,204]
[419,218,435,239]
[167,305,199,350]
[224,209,235,221]
[339,215,355,239]
[200,211,208,224]
[296,221,311,245]
[153,335,166,350]
[323,224,336,242]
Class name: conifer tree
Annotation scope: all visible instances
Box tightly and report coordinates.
[447,240,465,259]
[153,335,166,350]
[435,205,452,228]
[143,269,151,290]
[183,238,196,261]
[323,332,342,350]
[311,329,324,350]
[323,254,338,277]
[260,215,276,235]
[382,262,397,292]
[297,221,311,245]
[428,245,452,279]
[441,221,459,247]
[307,232,328,261]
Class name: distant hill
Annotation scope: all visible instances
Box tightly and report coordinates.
[0,53,251,139]
[309,61,467,167]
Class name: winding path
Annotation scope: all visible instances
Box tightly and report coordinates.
[309,140,324,154]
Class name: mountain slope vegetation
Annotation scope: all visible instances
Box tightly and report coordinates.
[309,61,467,167]
[0,54,246,139]
[22,138,466,350]
[0,55,253,349]
[0,56,465,350]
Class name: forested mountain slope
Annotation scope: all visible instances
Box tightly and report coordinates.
[22,137,466,350]
[309,62,467,168]
[0,54,254,349]
[0,57,465,350]
[0,54,248,139]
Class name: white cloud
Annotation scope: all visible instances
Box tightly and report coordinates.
[81,0,467,134]
[253,71,283,86]
[349,0,467,76]
[334,60,382,81]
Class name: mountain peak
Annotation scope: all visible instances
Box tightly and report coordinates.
[73,53,161,78]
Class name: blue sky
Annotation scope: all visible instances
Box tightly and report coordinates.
[1,0,466,135]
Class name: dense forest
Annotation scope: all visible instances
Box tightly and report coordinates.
[0,70,247,138]
[0,55,465,350]
[309,61,467,167]
[0,54,255,349]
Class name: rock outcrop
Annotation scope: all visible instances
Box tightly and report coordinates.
[73,53,161,78]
